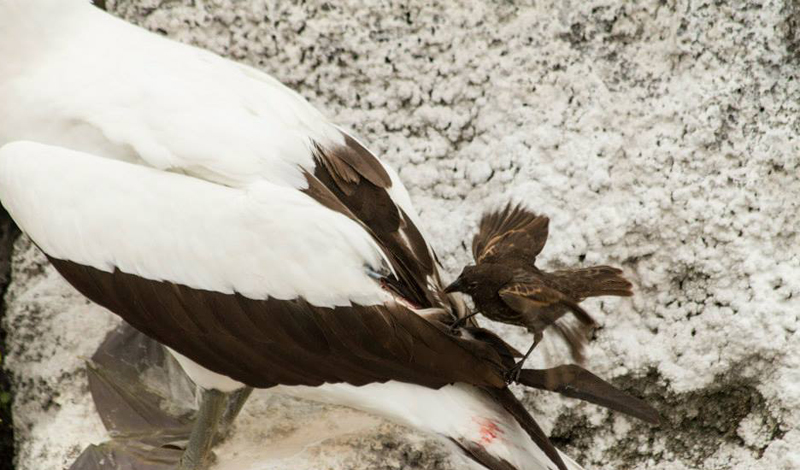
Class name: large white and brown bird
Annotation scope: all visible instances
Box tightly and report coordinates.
[0,1,657,470]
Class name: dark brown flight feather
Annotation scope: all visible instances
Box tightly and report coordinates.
[472,203,549,265]
[518,366,660,425]
[305,133,441,310]
[449,438,519,470]
[447,203,634,370]
[48,256,507,390]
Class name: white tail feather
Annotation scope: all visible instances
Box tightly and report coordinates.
[274,381,584,470]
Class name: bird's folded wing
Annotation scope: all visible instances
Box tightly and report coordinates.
[499,270,595,323]
[472,203,549,265]
[10,14,440,305]
[306,137,440,308]
[498,278,565,314]
[499,275,595,363]
[0,142,390,307]
[0,142,506,389]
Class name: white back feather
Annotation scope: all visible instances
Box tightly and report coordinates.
[0,142,391,307]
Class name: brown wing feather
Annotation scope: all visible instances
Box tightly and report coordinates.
[472,203,549,264]
[307,134,438,308]
[499,274,595,363]
[498,280,564,314]
[48,256,506,390]
[518,365,660,425]
[313,135,392,193]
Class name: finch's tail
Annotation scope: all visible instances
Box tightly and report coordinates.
[550,266,633,300]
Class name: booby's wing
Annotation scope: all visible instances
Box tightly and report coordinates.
[472,203,549,265]
[0,142,504,390]
[2,141,606,470]
[0,2,441,308]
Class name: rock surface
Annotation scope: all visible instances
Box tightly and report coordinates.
[3,0,800,469]
[0,208,18,470]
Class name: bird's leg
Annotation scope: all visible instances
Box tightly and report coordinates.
[216,386,254,442]
[179,388,228,470]
[505,330,543,384]
[449,311,479,333]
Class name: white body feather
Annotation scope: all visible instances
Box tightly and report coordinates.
[276,382,584,470]
[0,142,391,307]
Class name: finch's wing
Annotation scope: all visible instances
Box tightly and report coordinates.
[499,272,596,363]
[472,203,549,264]
[498,277,565,316]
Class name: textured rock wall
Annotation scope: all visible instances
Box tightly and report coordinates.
[4,0,799,469]
[0,209,18,470]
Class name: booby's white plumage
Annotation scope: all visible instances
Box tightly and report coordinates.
[0,2,591,470]
[0,0,433,281]
[0,142,391,307]
[1,0,335,188]
[276,382,584,470]
[0,0,406,194]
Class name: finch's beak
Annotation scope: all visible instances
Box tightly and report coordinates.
[444,277,465,294]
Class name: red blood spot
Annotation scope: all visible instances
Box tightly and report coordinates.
[473,417,502,445]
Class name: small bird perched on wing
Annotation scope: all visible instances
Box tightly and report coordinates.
[445,203,634,382]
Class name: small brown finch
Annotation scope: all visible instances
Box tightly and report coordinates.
[445,203,633,382]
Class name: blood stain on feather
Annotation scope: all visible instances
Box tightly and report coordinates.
[474,417,502,445]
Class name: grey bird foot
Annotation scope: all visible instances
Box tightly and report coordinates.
[505,335,540,384]
[449,311,479,334]
[215,386,254,443]
[178,451,217,470]
[177,388,228,470]
[505,362,524,384]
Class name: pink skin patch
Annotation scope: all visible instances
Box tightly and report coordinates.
[473,417,502,445]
